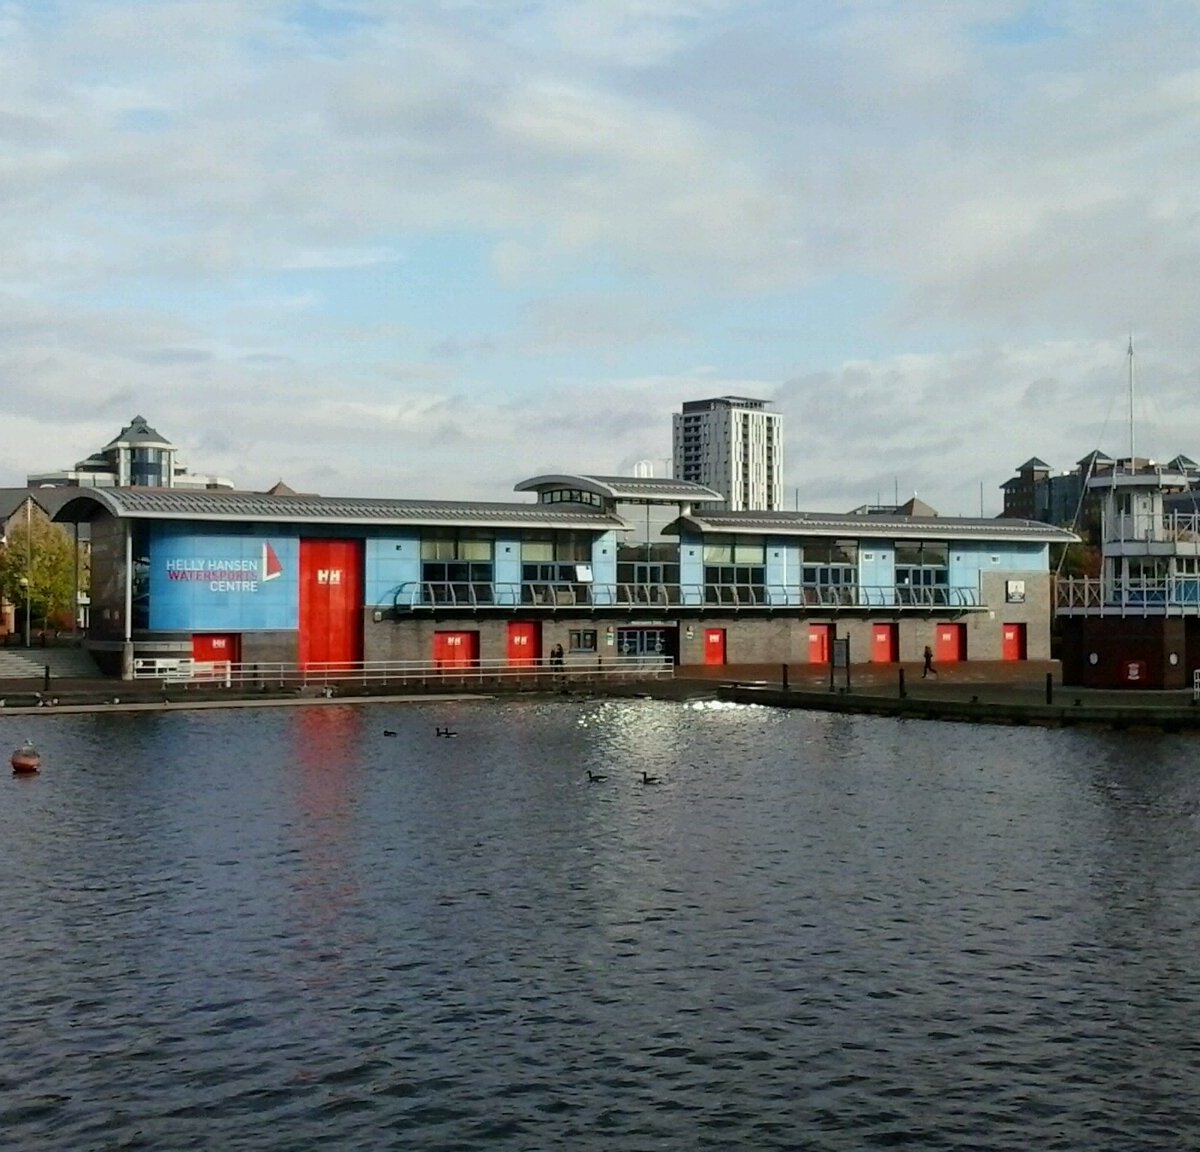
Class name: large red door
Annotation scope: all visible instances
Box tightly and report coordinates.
[808,623,832,663]
[298,540,364,668]
[871,623,898,663]
[704,628,726,666]
[434,631,479,668]
[192,633,240,664]
[1002,623,1027,661]
[507,621,541,666]
[935,623,966,663]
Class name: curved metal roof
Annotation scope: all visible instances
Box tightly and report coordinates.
[52,487,622,531]
[515,473,723,502]
[664,510,1078,543]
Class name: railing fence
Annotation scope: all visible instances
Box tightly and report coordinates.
[132,656,674,689]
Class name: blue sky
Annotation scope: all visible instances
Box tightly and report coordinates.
[2,0,1199,515]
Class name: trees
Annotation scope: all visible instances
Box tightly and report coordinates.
[0,500,87,633]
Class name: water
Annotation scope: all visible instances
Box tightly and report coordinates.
[2,699,1199,1150]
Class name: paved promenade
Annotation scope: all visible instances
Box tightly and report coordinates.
[2,654,1197,725]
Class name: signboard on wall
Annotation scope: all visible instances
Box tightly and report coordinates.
[148,528,299,631]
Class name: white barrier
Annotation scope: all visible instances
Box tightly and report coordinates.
[132,656,673,688]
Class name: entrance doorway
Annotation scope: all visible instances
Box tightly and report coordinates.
[808,623,832,663]
[871,623,898,663]
[506,621,541,666]
[615,627,676,661]
[935,623,967,663]
[704,628,726,666]
[1002,623,1027,661]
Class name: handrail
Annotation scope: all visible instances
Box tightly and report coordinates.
[390,580,984,612]
[1056,575,1200,611]
[132,655,675,686]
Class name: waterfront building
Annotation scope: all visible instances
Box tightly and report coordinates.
[672,397,783,512]
[1056,460,1200,687]
[28,414,234,490]
[52,472,1072,678]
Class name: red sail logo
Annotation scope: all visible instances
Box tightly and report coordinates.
[261,542,284,582]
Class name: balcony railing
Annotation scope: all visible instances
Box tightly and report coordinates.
[1104,510,1200,545]
[1056,576,1200,614]
[391,581,983,613]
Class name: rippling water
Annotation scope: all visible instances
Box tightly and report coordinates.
[2,699,1200,1149]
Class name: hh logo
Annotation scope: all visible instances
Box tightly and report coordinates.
[316,569,343,586]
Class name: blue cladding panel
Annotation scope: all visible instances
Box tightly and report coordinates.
[149,527,298,631]
[365,535,421,607]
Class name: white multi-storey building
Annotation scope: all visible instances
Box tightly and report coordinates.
[672,396,783,511]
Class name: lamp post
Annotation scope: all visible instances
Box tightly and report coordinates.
[18,575,30,648]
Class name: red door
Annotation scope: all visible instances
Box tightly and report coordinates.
[871,623,898,663]
[434,631,479,668]
[298,540,364,668]
[507,621,541,666]
[704,628,726,665]
[192,633,240,664]
[935,623,966,663]
[1001,623,1027,661]
[808,623,832,663]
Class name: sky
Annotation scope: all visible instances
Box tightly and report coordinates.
[2,0,1199,517]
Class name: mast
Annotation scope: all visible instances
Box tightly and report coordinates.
[1128,334,1135,465]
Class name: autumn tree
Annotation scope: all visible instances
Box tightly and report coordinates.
[0,501,88,632]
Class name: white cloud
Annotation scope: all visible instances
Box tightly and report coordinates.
[1,0,1200,520]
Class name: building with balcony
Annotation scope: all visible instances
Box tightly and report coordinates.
[672,397,783,512]
[49,472,1072,678]
[28,415,234,490]
[1056,461,1200,687]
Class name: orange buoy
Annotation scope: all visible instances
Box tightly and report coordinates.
[11,741,40,774]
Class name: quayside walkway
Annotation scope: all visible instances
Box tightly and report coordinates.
[684,661,1200,732]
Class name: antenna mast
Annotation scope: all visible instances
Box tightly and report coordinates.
[1128,334,1135,464]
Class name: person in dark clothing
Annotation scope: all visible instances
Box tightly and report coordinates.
[922,645,936,678]
[550,643,564,669]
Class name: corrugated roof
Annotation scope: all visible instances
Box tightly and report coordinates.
[51,487,622,530]
[515,473,723,502]
[664,509,1077,543]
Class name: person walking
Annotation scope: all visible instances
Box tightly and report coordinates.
[922,644,937,678]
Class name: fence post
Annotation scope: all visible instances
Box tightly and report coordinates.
[43,665,51,693]
[781,663,789,691]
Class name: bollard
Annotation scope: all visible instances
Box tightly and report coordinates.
[781,663,789,691]
[1045,672,1053,705]
[43,665,51,693]
[898,667,907,699]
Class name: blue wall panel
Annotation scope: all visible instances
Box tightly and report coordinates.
[365,534,421,608]
[149,526,298,631]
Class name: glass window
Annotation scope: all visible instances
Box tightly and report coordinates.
[569,629,597,653]
[733,537,764,564]
[521,536,555,561]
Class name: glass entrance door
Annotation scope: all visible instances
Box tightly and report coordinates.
[615,627,676,661]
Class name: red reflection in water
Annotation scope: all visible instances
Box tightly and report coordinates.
[286,706,367,988]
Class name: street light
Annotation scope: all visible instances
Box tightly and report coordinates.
[18,576,29,648]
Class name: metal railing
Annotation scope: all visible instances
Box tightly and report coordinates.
[391,581,983,613]
[1056,576,1200,614]
[132,655,675,688]
[1104,510,1200,545]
